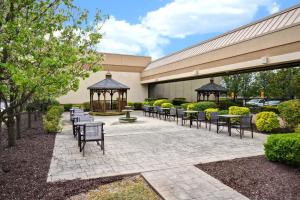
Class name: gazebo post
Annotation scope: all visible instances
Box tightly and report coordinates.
[97,92,101,112]
[118,91,121,112]
[110,90,113,110]
[103,91,106,112]
[90,90,93,112]
[125,90,127,105]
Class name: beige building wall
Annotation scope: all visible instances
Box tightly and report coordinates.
[58,71,148,104]
[149,77,221,102]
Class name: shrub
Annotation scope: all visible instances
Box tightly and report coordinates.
[262,106,279,114]
[187,101,217,111]
[63,104,73,111]
[218,99,238,110]
[229,106,250,123]
[218,110,229,115]
[172,98,187,106]
[204,108,219,120]
[48,105,64,115]
[144,98,157,102]
[264,133,300,166]
[133,102,143,110]
[82,102,90,111]
[161,103,174,108]
[43,106,63,133]
[153,99,170,107]
[127,102,134,106]
[181,103,192,110]
[278,99,300,128]
[295,124,300,133]
[256,112,280,132]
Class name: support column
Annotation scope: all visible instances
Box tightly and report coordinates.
[90,90,93,112]
[97,92,100,112]
[118,91,121,112]
[110,90,113,110]
[103,91,106,112]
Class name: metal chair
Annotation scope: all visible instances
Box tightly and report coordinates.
[192,111,206,129]
[75,115,94,138]
[167,108,177,120]
[79,122,105,156]
[143,106,149,116]
[209,112,227,133]
[177,109,188,125]
[155,106,164,119]
[231,115,253,139]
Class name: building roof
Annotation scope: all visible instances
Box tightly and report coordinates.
[195,79,228,93]
[146,4,300,70]
[87,72,130,90]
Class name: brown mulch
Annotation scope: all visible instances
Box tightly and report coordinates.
[0,113,135,200]
[196,155,300,200]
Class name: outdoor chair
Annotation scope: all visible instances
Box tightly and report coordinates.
[155,106,164,119]
[231,115,253,139]
[75,114,94,138]
[177,109,189,125]
[209,112,227,133]
[143,106,149,116]
[192,111,206,129]
[79,122,105,156]
[167,107,177,120]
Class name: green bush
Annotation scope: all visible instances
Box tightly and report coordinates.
[127,102,134,107]
[264,133,300,166]
[295,124,300,133]
[161,103,174,108]
[204,108,219,120]
[256,112,280,132]
[63,104,73,111]
[278,99,300,128]
[218,110,229,115]
[153,99,170,107]
[43,106,63,133]
[133,102,143,110]
[187,101,217,111]
[229,106,250,123]
[144,98,157,102]
[82,102,90,111]
[218,99,238,110]
[181,103,192,110]
[262,106,279,114]
[172,98,187,106]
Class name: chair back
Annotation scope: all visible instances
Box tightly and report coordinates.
[240,115,252,127]
[143,105,149,111]
[156,106,161,112]
[84,122,103,140]
[210,112,219,121]
[177,109,184,117]
[78,115,93,122]
[170,108,176,115]
[198,111,206,120]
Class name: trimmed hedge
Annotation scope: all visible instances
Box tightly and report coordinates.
[264,133,300,166]
[262,106,279,114]
[172,98,187,106]
[187,101,217,111]
[204,108,219,120]
[218,99,238,110]
[43,106,63,133]
[218,110,229,115]
[229,106,250,123]
[161,103,174,108]
[181,103,192,110]
[295,124,300,133]
[63,104,73,111]
[82,102,90,111]
[278,99,300,128]
[153,99,170,107]
[256,111,280,132]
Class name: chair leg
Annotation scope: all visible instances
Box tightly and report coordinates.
[209,122,211,131]
[240,128,242,139]
[251,126,254,138]
[217,123,219,133]
[197,120,199,129]
[102,140,105,155]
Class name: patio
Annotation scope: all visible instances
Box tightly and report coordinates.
[48,111,267,182]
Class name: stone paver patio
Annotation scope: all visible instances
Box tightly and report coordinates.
[48,111,266,199]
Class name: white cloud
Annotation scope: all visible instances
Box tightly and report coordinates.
[96,0,280,58]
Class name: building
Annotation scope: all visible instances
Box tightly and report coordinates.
[58,4,300,104]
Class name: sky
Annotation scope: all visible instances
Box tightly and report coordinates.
[75,0,300,60]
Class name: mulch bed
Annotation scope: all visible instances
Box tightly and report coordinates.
[196,155,300,200]
[0,113,134,200]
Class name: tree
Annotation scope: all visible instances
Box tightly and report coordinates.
[0,0,105,146]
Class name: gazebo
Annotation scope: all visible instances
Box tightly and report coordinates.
[195,78,228,104]
[87,72,129,112]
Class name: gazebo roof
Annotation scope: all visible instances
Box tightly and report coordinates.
[87,72,130,90]
[195,79,228,93]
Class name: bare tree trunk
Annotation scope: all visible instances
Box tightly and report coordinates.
[16,113,21,140]
[7,110,16,147]
[27,111,31,129]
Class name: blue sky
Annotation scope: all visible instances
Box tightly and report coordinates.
[75,0,300,59]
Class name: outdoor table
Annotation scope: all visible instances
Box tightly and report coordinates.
[218,114,242,136]
[161,108,170,120]
[74,121,105,149]
[184,110,198,128]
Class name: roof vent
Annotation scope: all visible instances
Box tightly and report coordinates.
[106,71,112,79]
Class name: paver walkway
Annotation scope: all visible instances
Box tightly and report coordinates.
[48,111,266,199]
[143,166,249,200]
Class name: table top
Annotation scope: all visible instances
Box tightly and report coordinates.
[74,121,105,126]
[122,109,134,112]
[184,110,198,113]
[219,114,242,118]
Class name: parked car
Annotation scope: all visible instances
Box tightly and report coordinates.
[246,99,265,107]
[264,100,281,106]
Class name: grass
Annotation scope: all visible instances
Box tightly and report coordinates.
[87,176,160,200]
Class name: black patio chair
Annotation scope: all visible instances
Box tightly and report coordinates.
[155,106,164,119]
[167,107,177,121]
[80,122,105,156]
[75,115,94,138]
[231,115,253,139]
[143,106,149,116]
[209,112,227,133]
[192,111,206,129]
[177,109,189,125]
